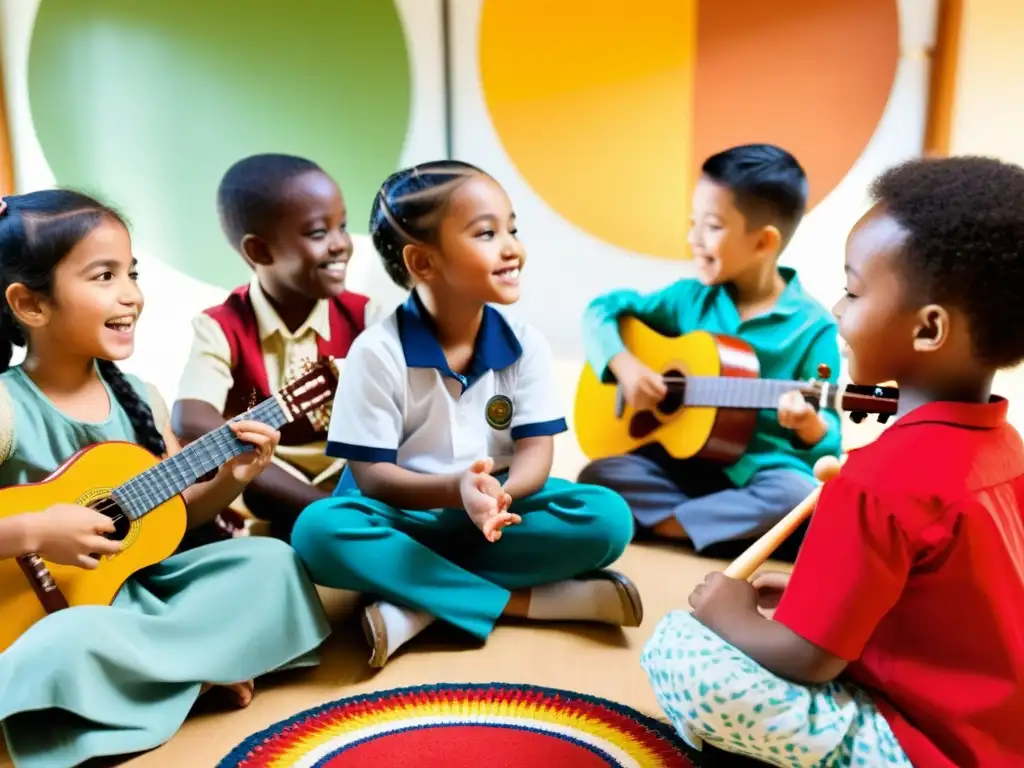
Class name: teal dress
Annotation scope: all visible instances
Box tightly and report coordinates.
[0,365,331,768]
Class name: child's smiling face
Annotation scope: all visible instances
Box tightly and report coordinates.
[832,205,921,385]
[687,175,780,286]
[253,169,352,301]
[430,174,526,306]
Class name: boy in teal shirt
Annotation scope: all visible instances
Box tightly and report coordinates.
[578,144,842,559]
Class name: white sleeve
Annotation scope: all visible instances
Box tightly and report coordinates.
[325,335,403,462]
[510,326,568,440]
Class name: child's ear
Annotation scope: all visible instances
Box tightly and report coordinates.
[755,225,783,260]
[912,304,949,352]
[403,243,439,284]
[239,234,273,268]
[4,283,49,329]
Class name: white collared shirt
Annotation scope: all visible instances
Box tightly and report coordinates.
[326,291,567,475]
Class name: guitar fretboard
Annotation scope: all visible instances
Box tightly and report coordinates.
[110,397,287,521]
[683,377,828,410]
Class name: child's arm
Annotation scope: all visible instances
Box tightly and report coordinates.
[159,417,279,529]
[500,326,568,501]
[0,507,122,566]
[348,461,464,509]
[501,436,553,501]
[690,474,914,685]
[173,400,328,510]
[171,314,329,515]
[688,572,849,684]
[581,280,695,384]
[778,325,843,456]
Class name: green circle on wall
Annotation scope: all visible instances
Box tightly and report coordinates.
[28,0,411,290]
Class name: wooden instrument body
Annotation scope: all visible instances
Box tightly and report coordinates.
[574,324,762,463]
[0,441,185,652]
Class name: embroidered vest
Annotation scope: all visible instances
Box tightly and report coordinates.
[203,285,368,446]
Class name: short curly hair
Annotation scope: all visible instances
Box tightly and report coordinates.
[870,155,1024,368]
[216,153,323,250]
[369,160,486,288]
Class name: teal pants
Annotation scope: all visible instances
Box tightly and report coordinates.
[291,477,634,640]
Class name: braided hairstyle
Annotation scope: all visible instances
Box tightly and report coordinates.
[368,160,486,288]
[0,190,166,456]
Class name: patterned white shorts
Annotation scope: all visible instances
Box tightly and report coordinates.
[641,611,912,767]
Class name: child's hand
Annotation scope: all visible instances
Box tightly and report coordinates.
[27,504,123,569]
[689,571,759,633]
[223,420,280,484]
[610,352,667,411]
[460,458,520,542]
[777,390,826,444]
[751,570,791,619]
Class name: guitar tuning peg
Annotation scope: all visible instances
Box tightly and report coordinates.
[816,363,831,380]
[878,413,892,424]
[849,411,866,424]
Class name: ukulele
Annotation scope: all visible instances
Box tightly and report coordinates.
[573,320,898,463]
[0,358,338,653]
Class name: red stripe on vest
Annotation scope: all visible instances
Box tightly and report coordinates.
[203,285,368,445]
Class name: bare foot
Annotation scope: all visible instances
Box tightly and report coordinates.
[199,680,255,707]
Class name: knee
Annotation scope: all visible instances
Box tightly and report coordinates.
[574,483,634,561]
[576,456,632,487]
[290,499,363,573]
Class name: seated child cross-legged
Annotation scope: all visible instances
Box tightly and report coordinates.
[642,156,1024,766]
[578,144,841,560]
[292,160,640,668]
[173,154,373,543]
[0,191,329,768]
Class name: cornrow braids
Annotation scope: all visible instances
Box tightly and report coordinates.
[368,160,485,288]
[96,360,167,457]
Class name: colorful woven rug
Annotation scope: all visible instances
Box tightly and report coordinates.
[218,682,706,767]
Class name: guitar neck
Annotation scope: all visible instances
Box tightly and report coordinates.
[682,376,825,410]
[110,396,289,521]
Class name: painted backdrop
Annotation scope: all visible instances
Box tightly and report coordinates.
[0,0,936,465]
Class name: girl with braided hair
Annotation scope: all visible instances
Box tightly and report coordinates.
[0,190,330,768]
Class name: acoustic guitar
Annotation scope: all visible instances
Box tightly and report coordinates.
[0,358,337,652]
[574,320,898,464]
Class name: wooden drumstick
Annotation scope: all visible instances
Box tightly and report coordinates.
[723,455,844,580]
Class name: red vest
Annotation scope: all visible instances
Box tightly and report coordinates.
[203,285,368,446]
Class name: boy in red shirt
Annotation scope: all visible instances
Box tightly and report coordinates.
[642,156,1024,767]
[173,154,373,543]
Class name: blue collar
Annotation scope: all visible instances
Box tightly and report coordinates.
[397,290,522,390]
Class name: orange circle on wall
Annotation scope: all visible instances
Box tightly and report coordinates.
[479,0,900,260]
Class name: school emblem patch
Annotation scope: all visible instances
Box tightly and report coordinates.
[485,395,513,430]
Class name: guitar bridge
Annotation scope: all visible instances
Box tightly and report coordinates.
[16,554,70,614]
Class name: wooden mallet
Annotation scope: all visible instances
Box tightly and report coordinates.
[723,454,844,580]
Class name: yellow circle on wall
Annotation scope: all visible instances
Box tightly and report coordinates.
[479,0,899,261]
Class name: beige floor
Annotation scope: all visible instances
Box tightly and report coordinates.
[0,540,794,767]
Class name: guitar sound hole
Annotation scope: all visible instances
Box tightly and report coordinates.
[629,410,661,439]
[88,497,131,543]
[657,368,685,416]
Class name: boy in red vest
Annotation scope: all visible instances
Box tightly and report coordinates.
[173,154,374,542]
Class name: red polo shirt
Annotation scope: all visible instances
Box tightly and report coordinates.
[774,398,1024,768]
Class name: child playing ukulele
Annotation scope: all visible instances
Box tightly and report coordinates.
[642,156,1024,766]
[579,144,842,560]
[174,154,374,542]
[292,161,640,668]
[0,191,329,768]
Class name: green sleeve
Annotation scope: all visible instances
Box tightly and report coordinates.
[581,280,695,383]
[790,323,843,463]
